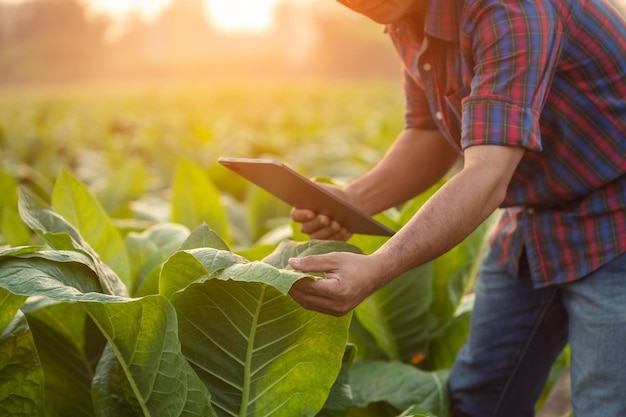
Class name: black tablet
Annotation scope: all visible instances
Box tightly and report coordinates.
[218,157,394,236]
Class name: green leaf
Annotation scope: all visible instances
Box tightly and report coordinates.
[18,189,84,248]
[349,360,449,416]
[52,168,131,288]
[0,248,104,295]
[91,344,141,417]
[173,279,350,417]
[430,222,487,324]
[160,239,355,299]
[125,222,190,295]
[18,189,127,297]
[354,265,438,363]
[159,249,247,298]
[0,288,27,331]
[316,344,356,417]
[171,159,230,243]
[396,405,438,417]
[0,252,216,417]
[1,205,32,247]
[0,311,45,417]
[161,240,357,417]
[180,223,229,251]
[424,311,471,370]
[235,243,275,262]
[347,313,387,361]
[262,239,362,268]
[87,296,217,417]
[23,301,105,417]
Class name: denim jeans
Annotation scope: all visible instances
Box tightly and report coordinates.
[448,249,626,417]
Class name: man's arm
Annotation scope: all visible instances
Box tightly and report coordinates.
[344,127,460,214]
[288,144,525,316]
[292,128,459,239]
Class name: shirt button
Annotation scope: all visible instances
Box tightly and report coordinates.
[435,111,443,120]
[422,62,432,71]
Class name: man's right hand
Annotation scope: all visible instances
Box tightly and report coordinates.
[291,183,353,241]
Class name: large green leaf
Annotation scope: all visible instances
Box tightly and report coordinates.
[51,168,131,288]
[0,251,216,417]
[0,247,104,295]
[349,360,449,416]
[424,310,471,371]
[316,344,356,417]
[160,240,358,417]
[18,189,127,296]
[91,344,142,417]
[0,310,45,417]
[0,288,42,417]
[87,296,216,417]
[179,223,229,251]
[22,300,105,417]
[396,181,487,326]
[354,264,438,363]
[262,239,362,268]
[430,222,487,324]
[0,287,27,331]
[171,159,230,243]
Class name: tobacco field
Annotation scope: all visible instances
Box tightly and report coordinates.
[0,81,567,417]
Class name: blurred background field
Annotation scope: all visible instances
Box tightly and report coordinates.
[0,80,404,245]
[0,0,407,247]
[0,0,401,84]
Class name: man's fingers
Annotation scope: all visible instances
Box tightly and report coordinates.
[291,208,316,222]
[289,276,351,316]
[288,254,336,273]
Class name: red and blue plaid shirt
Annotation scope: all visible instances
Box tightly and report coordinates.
[388,0,626,287]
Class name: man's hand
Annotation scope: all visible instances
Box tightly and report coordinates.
[288,251,388,316]
[290,183,353,241]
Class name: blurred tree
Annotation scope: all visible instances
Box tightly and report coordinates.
[0,0,109,83]
[106,0,216,80]
[0,0,404,84]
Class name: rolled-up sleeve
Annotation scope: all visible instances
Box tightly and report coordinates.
[460,0,565,151]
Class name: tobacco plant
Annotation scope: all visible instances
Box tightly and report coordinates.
[0,165,486,417]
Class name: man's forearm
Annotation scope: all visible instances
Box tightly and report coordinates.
[343,128,460,215]
[369,145,525,285]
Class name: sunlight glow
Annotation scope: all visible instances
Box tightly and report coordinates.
[206,0,279,32]
[86,0,173,21]
[84,0,282,32]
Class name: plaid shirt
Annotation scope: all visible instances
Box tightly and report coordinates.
[387,0,626,287]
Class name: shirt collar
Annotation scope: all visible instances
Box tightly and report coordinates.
[423,0,459,42]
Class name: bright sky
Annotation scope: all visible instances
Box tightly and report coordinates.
[86,0,283,32]
[0,0,286,32]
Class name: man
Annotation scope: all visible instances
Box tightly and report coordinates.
[286,0,626,416]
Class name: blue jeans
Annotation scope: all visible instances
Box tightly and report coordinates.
[448,249,626,417]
